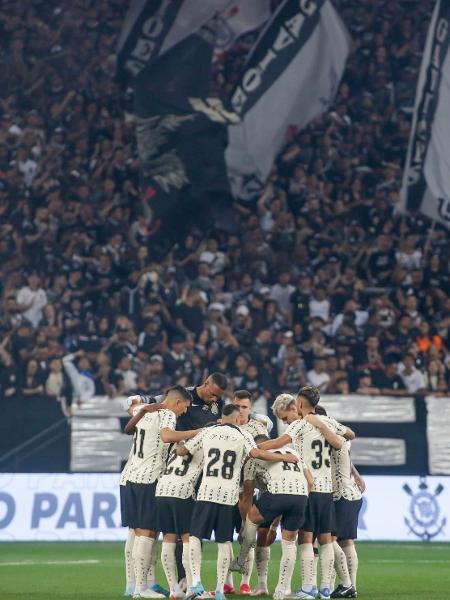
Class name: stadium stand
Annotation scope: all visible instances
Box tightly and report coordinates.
[0,0,448,450]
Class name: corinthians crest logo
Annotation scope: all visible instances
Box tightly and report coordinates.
[403,477,446,541]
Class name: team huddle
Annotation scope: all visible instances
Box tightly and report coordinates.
[119,375,364,600]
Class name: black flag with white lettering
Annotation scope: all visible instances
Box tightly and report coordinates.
[399,0,450,230]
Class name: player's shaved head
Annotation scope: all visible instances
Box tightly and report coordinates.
[254,434,270,444]
[164,385,192,416]
[221,403,240,425]
[296,386,320,414]
[197,372,227,403]
[165,385,193,403]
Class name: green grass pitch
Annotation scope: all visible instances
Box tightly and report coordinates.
[0,541,449,599]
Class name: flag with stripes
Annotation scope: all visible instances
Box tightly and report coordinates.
[399,0,450,229]
[225,0,350,197]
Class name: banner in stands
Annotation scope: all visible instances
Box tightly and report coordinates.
[226,0,350,194]
[399,0,450,229]
[1,474,449,542]
[116,0,270,80]
[133,23,237,252]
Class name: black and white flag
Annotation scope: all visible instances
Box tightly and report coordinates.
[133,23,237,253]
[399,0,450,230]
[225,0,350,196]
[116,0,270,81]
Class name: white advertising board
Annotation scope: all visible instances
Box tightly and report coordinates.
[0,473,448,542]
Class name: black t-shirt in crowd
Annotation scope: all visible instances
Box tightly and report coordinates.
[368,250,396,283]
[290,290,310,322]
[372,369,406,392]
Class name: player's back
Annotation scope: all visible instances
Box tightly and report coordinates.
[331,439,361,501]
[286,418,332,493]
[247,447,308,495]
[195,423,255,505]
[156,445,204,499]
[286,415,348,493]
[126,409,176,484]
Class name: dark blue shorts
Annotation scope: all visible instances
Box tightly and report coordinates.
[123,481,158,530]
[120,484,128,527]
[334,497,362,541]
[155,496,195,535]
[255,493,308,532]
[190,501,236,543]
[302,492,335,535]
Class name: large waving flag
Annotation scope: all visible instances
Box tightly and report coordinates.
[116,0,270,81]
[225,0,350,196]
[399,0,450,229]
[132,21,237,254]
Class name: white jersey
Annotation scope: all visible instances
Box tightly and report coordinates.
[331,439,362,502]
[244,447,308,496]
[119,446,134,486]
[285,416,347,493]
[156,446,204,500]
[241,416,270,439]
[124,409,176,484]
[185,423,256,506]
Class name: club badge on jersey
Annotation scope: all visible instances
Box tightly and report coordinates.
[203,402,219,415]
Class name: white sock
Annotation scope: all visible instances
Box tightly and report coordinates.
[189,536,202,587]
[182,542,193,589]
[226,543,234,588]
[217,543,231,593]
[313,546,319,589]
[162,542,180,594]
[240,518,258,561]
[319,543,334,589]
[241,546,254,585]
[255,546,270,588]
[333,541,351,587]
[132,536,154,590]
[125,529,136,589]
[277,539,297,594]
[343,544,358,587]
[330,568,336,590]
[147,537,157,588]
[299,543,315,591]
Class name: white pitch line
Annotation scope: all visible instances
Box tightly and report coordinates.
[368,559,450,564]
[0,559,100,567]
[361,543,450,550]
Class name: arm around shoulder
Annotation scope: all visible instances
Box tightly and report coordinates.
[258,433,291,450]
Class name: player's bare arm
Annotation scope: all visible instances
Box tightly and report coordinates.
[343,426,356,440]
[123,403,164,434]
[160,428,198,443]
[250,447,298,463]
[304,414,344,449]
[176,444,189,456]
[351,463,366,493]
[240,479,255,520]
[304,467,314,492]
[257,433,292,450]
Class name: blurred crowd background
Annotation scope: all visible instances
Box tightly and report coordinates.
[0,0,449,415]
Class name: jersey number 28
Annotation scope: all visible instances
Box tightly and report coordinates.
[206,448,237,480]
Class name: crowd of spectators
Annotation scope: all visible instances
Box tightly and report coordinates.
[0,0,449,416]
